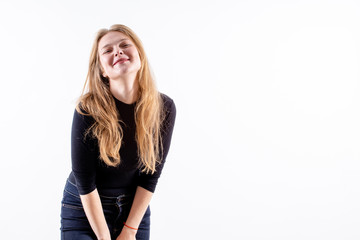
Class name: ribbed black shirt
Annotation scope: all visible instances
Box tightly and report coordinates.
[68,93,176,196]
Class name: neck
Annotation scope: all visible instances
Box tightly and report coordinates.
[109,75,139,104]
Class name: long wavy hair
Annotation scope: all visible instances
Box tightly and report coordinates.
[76,24,164,174]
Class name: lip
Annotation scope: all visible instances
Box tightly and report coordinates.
[113,58,129,66]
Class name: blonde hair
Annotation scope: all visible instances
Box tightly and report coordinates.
[76,24,164,174]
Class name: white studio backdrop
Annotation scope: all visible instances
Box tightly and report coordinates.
[0,0,359,239]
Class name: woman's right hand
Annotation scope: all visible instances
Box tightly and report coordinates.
[79,189,112,240]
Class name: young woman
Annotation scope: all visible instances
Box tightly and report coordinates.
[60,24,176,240]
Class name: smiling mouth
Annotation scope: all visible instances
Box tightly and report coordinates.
[113,58,129,66]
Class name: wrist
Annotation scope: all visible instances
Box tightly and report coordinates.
[122,225,137,235]
[97,235,111,240]
[96,231,111,240]
[123,222,138,231]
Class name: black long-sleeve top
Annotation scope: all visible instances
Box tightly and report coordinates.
[68,93,176,196]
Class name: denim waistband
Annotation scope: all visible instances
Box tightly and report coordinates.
[65,179,135,202]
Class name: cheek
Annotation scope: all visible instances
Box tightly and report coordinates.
[134,54,141,68]
[135,58,141,71]
[100,54,111,63]
[99,57,110,70]
[130,48,141,62]
[98,59,109,76]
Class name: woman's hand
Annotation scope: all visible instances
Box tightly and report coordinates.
[79,189,112,240]
[116,227,137,240]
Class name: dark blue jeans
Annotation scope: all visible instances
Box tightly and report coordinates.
[60,179,150,240]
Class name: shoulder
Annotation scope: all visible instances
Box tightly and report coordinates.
[160,92,176,115]
[159,93,176,131]
[72,104,95,128]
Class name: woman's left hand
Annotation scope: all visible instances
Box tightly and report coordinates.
[116,227,137,240]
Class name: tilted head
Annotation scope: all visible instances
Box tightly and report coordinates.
[86,24,151,96]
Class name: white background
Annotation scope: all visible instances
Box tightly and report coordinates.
[0,0,359,239]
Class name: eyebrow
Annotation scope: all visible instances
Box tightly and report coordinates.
[100,38,128,51]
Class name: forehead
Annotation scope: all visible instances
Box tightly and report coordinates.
[98,31,130,49]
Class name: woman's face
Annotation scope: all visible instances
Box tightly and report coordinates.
[98,31,141,81]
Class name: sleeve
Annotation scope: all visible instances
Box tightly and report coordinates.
[137,95,177,193]
[71,108,98,195]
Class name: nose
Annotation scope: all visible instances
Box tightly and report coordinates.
[115,49,123,56]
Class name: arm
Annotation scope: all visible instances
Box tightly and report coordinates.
[71,109,110,239]
[137,95,176,193]
[117,95,176,239]
[80,189,111,240]
[116,186,153,239]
